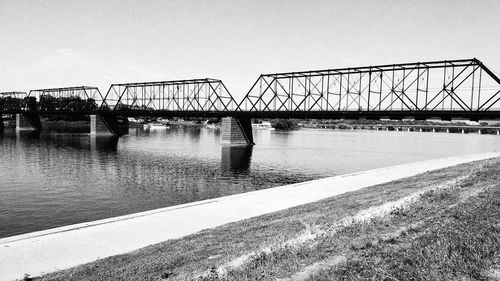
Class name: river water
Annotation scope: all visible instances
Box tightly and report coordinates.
[0,127,499,238]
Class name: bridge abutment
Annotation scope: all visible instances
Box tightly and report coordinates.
[16,113,42,132]
[221,117,254,146]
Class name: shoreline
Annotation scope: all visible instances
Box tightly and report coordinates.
[2,152,500,280]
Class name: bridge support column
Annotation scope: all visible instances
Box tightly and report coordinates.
[221,117,254,146]
[16,113,42,132]
[419,128,423,132]
[91,114,129,136]
[478,129,482,135]
[461,129,465,134]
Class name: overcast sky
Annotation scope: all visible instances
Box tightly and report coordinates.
[1,0,499,99]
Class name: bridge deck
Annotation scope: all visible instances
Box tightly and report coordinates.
[4,110,500,120]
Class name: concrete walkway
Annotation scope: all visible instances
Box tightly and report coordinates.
[1,152,499,280]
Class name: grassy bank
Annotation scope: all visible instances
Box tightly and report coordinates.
[32,158,500,281]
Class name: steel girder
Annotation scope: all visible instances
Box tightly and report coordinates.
[238,58,500,114]
[101,78,239,112]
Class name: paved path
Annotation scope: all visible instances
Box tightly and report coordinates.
[1,152,499,280]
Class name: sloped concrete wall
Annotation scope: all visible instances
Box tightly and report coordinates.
[16,113,41,131]
[90,115,113,136]
[221,117,253,146]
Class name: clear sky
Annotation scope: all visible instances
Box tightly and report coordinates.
[1,0,499,99]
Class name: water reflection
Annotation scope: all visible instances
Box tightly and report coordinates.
[15,130,41,139]
[221,145,253,173]
[2,127,500,238]
[2,131,119,152]
[187,127,202,139]
[90,136,119,152]
[0,128,316,237]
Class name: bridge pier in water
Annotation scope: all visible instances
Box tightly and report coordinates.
[16,113,42,132]
[90,114,129,136]
[90,115,112,136]
[221,117,254,146]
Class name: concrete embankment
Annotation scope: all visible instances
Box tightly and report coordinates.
[1,152,499,280]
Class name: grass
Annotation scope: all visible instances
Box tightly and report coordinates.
[305,167,500,280]
[33,158,500,281]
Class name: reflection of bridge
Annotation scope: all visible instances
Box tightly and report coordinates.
[3,130,253,172]
[2,58,500,145]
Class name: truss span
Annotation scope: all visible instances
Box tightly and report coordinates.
[101,78,239,112]
[238,58,500,117]
[0,92,28,111]
[28,86,102,112]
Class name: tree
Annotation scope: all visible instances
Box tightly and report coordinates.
[271,119,299,130]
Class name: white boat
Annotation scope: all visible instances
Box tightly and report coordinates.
[203,120,220,129]
[157,118,170,124]
[252,121,274,130]
[149,122,169,129]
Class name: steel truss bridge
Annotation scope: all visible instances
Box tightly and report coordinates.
[2,58,500,134]
[239,58,500,120]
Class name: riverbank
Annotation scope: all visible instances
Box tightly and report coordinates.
[0,153,495,280]
[263,118,500,134]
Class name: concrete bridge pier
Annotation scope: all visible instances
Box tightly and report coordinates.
[16,113,42,132]
[90,114,129,136]
[221,117,254,146]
